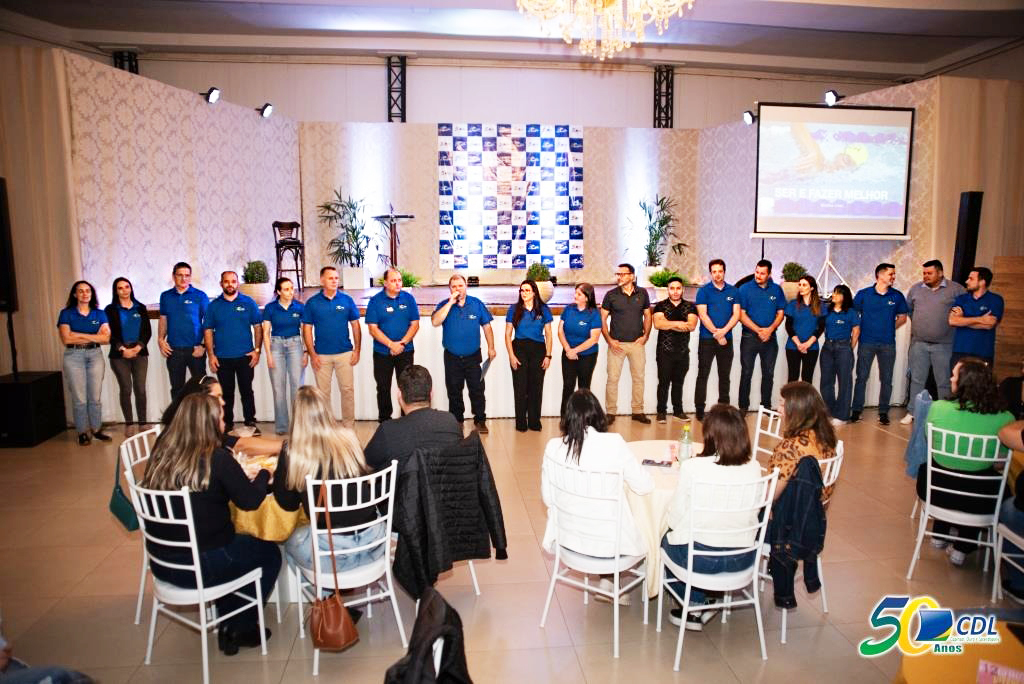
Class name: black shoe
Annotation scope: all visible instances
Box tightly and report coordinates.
[878,413,890,426]
[347,606,363,624]
[528,424,542,432]
[774,595,798,609]
[631,413,651,424]
[220,624,271,655]
[92,430,112,442]
[78,432,91,446]
[606,415,616,426]
[218,625,236,655]
[668,608,707,631]
[656,413,667,424]
[850,411,862,423]
[695,410,704,422]
[673,410,688,420]
[474,420,489,434]
[515,424,528,433]
[244,422,262,436]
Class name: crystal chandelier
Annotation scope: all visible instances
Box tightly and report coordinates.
[516,0,696,61]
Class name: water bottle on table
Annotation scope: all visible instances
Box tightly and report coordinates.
[677,423,692,461]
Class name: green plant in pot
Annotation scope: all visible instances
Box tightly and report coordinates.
[399,268,421,288]
[637,194,688,286]
[320,189,371,289]
[781,261,807,301]
[239,259,273,305]
[525,261,554,303]
[648,268,690,300]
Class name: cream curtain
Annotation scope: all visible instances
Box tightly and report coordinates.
[0,47,80,375]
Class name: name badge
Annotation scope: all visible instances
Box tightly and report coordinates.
[385,306,394,313]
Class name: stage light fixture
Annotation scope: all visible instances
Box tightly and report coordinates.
[201,87,221,104]
[257,103,273,118]
[742,110,757,125]
[825,89,845,107]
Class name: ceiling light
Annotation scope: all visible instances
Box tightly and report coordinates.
[257,103,273,118]
[201,87,221,104]
[825,89,845,107]
[517,0,697,61]
[743,110,757,125]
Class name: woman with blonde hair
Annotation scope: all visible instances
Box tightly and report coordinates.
[141,393,280,655]
[769,381,838,502]
[273,386,386,571]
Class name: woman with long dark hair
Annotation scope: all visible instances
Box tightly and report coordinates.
[819,283,860,425]
[916,358,1014,566]
[505,279,554,431]
[784,274,825,383]
[557,282,602,415]
[769,381,838,502]
[141,392,280,655]
[104,277,152,435]
[57,280,111,445]
[261,276,306,435]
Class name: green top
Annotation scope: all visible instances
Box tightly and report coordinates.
[925,400,1014,471]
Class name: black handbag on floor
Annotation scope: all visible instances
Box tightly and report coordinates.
[109,454,139,531]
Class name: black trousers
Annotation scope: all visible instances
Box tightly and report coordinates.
[695,337,733,413]
[786,348,819,383]
[372,351,414,422]
[166,347,206,400]
[110,356,148,424]
[915,461,1002,553]
[738,331,778,412]
[511,339,546,430]
[560,351,598,415]
[216,356,256,429]
[444,349,486,423]
[656,350,689,414]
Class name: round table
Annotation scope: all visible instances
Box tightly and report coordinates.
[626,439,702,597]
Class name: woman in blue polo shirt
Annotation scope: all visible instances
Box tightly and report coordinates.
[505,279,554,432]
[784,275,825,383]
[262,277,307,435]
[57,280,111,446]
[104,277,152,435]
[557,282,602,415]
[819,284,860,425]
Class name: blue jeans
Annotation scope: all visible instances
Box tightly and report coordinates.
[62,347,105,433]
[268,335,305,434]
[852,342,896,415]
[660,536,757,605]
[819,339,854,421]
[1000,503,1024,591]
[738,331,778,412]
[284,521,386,573]
[908,340,953,406]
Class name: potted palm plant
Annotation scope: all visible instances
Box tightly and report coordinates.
[320,189,371,290]
[637,194,688,287]
[239,260,272,305]
[526,261,554,303]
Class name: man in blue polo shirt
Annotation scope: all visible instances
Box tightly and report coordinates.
[737,259,786,414]
[365,268,420,422]
[203,271,263,434]
[431,274,497,433]
[851,262,909,425]
[158,261,210,400]
[302,266,362,429]
[949,266,1004,368]
[694,258,741,421]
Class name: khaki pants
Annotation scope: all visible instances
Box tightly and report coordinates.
[606,340,646,414]
[314,352,355,428]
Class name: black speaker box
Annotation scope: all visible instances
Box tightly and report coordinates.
[0,178,17,313]
[951,191,983,285]
[0,371,67,447]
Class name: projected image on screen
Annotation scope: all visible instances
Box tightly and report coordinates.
[755,104,913,238]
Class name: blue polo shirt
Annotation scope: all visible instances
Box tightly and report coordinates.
[506,305,553,343]
[853,286,909,346]
[159,286,209,348]
[202,293,261,358]
[301,290,360,355]
[116,305,143,344]
[262,299,304,338]
[695,282,739,340]
[365,289,419,355]
[57,307,108,334]
[824,308,860,341]
[561,306,602,356]
[952,291,1004,358]
[784,300,823,351]
[738,279,785,329]
[434,296,493,356]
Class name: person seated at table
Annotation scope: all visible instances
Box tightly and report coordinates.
[541,389,654,603]
[915,357,1015,566]
[997,420,1024,603]
[364,365,462,475]
[662,404,764,631]
[141,393,281,655]
[273,386,386,573]
[769,381,838,503]
[160,374,282,456]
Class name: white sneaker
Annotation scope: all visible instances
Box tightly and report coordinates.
[900,413,914,425]
[594,578,631,606]
[947,547,967,566]
[930,537,949,550]
[830,418,845,427]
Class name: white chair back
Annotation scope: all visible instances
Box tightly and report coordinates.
[120,425,163,486]
[753,406,783,460]
[819,440,845,507]
[923,425,1013,516]
[128,483,206,594]
[542,457,626,561]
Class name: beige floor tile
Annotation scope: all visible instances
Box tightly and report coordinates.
[0,545,115,599]
[279,653,397,682]
[0,596,59,640]
[69,545,150,597]
[441,581,576,652]
[79,666,139,683]
[467,646,587,684]
[129,658,287,683]
[831,620,904,681]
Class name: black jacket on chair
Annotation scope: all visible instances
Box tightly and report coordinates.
[384,587,472,684]
[766,456,826,606]
[392,432,508,599]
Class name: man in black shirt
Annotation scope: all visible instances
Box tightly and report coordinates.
[601,263,653,424]
[364,365,463,474]
[653,277,698,423]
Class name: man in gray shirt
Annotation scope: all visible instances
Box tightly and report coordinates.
[903,259,966,423]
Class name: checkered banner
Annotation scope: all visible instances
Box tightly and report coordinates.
[437,123,584,269]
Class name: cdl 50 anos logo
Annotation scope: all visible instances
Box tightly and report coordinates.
[859,595,1000,657]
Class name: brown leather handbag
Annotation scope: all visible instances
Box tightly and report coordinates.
[309,483,359,651]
